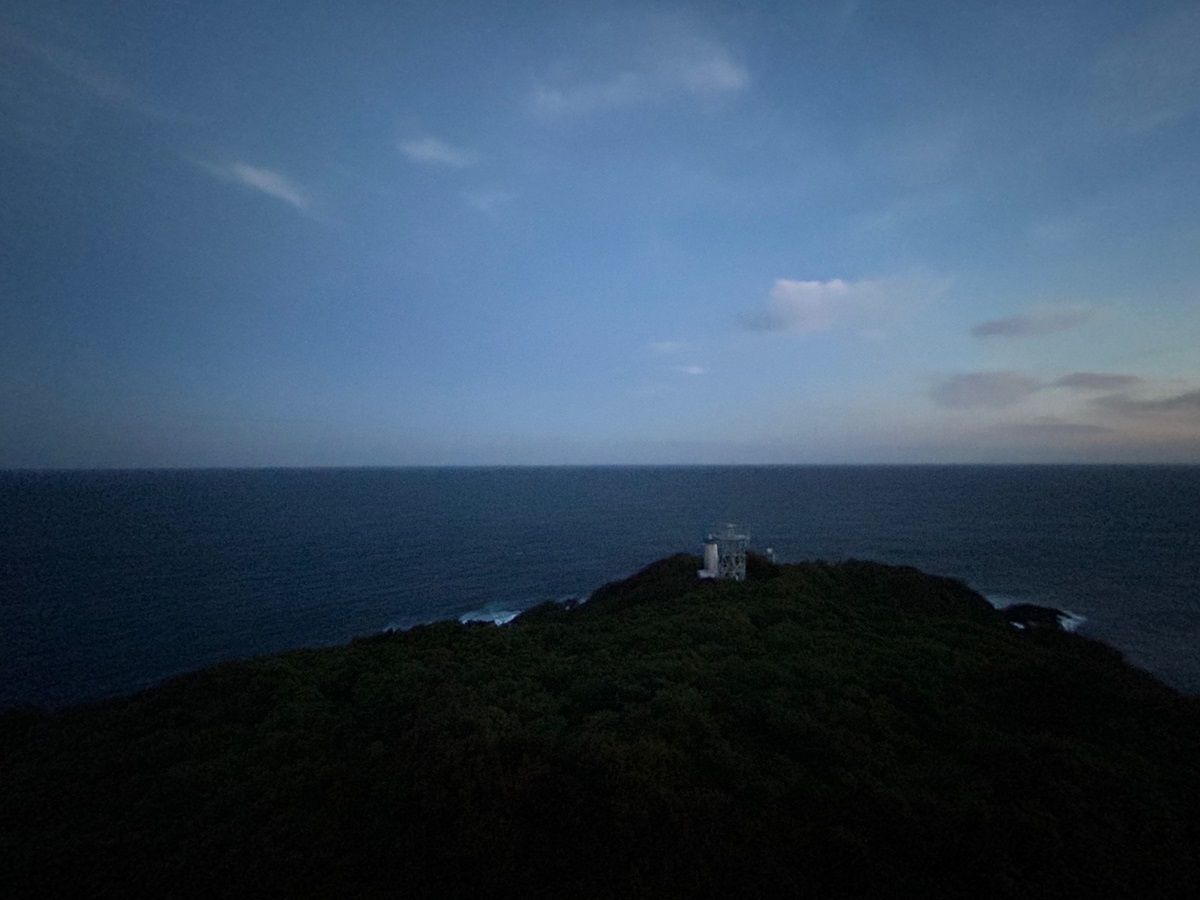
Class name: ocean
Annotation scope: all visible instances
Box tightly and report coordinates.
[2,466,1197,708]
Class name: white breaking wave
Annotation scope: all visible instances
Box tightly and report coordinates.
[986,593,1087,632]
[383,593,587,633]
[459,606,522,626]
[983,593,1022,610]
[382,607,519,631]
[1060,611,1086,632]
[459,593,585,627]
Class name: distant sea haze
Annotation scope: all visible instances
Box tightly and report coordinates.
[2,466,1198,708]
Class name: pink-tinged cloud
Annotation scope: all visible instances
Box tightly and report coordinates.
[1054,372,1142,390]
[972,307,1092,338]
[741,278,853,332]
[742,274,949,334]
[1095,389,1200,416]
[930,372,1043,409]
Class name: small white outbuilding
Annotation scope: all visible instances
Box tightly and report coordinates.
[697,523,749,581]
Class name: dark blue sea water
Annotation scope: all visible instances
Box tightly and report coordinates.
[2,466,1198,708]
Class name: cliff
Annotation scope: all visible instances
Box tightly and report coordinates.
[3,555,1198,897]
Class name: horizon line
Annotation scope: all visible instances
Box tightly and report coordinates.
[4,461,1200,473]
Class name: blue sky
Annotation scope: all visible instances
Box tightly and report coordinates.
[2,0,1199,466]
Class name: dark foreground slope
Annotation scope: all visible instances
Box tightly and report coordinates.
[3,556,1198,898]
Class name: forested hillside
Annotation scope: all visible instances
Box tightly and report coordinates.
[3,555,1198,897]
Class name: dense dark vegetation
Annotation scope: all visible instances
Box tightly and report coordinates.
[3,555,1198,897]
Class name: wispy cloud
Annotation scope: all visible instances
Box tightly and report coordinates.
[200,161,311,211]
[530,22,748,116]
[649,341,686,355]
[398,136,478,167]
[674,365,705,376]
[0,23,181,121]
[931,370,1145,409]
[971,306,1093,338]
[930,372,1043,409]
[1027,215,1087,245]
[531,74,641,115]
[462,189,516,214]
[1090,5,1200,134]
[740,275,948,334]
[993,419,1115,439]
[1095,389,1200,417]
[1054,372,1142,391]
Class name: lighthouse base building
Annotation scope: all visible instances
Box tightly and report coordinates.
[697,524,749,581]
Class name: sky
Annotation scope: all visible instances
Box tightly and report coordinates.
[2,0,1200,466]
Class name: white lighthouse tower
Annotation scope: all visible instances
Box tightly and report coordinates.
[697,523,749,581]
